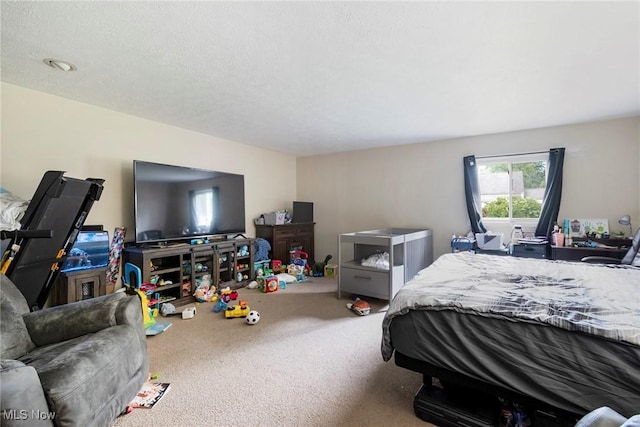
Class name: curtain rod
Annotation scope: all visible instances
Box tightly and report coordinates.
[474,148,560,160]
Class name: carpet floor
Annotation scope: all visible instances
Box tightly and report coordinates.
[112,277,432,427]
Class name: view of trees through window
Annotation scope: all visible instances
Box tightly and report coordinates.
[478,159,547,220]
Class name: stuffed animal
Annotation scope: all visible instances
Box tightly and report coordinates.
[193,278,216,303]
[346,298,371,316]
[193,284,209,302]
[312,254,332,277]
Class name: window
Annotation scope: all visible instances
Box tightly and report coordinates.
[477,154,548,222]
[192,189,214,229]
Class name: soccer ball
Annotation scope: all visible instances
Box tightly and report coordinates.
[246,310,260,325]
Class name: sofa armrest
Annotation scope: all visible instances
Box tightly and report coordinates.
[0,360,54,426]
[115,292,145,327]
[22,292,134,347]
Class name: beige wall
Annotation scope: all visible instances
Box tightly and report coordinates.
[298,117,640,260]
[1,83,297,240]
[2,83,638,265]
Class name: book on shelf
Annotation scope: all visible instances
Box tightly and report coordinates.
[130,380,171,409]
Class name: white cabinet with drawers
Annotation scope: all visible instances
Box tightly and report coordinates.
[337,228,433,301]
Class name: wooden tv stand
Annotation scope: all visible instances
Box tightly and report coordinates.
[123,238,255,307]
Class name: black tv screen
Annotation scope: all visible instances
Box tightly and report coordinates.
[134,160,246,244]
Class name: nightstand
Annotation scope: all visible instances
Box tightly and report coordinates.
[50,267,108,306]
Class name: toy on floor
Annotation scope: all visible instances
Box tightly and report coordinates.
[220,287,239,303]
[212,299,227,313]
[225,300,250,318]
[193,277,216,302]
[272,260,282,274]
[258,275,279,293]
[122,263,171,335]
[346,298,371,316]
[246,310,260,325]
[323,264,338,278]
[161,302,176,316]
[312,254,333,277]
[289,250,312,276]
[254,259,272,277]
[181,307,196,319]
[287,263,304,278]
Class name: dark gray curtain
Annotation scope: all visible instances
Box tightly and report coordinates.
[534,148,565,238]
[189,190,199,233]
[463,155,487,234]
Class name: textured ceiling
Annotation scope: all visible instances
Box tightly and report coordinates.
[1,1,638,156]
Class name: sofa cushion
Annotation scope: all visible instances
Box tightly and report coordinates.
[0,275,36,359]
[22,293,123,347]
[19,324,146,426]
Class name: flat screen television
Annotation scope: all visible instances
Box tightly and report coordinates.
[133,160,246,245]
[60,230,110,273]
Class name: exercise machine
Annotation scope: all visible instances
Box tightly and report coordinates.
[1,171,104,310]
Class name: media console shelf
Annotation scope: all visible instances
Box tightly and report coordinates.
[338,228,433,301]
[123,238,255,307]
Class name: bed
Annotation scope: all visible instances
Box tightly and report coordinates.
[381,251,640,418]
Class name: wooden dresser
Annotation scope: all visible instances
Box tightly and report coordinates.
[254,222,315,264]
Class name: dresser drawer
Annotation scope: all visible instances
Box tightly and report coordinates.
[340,267,389,299]
[512,243,549,259]
[295,225,314,236]
[273,227,296,239]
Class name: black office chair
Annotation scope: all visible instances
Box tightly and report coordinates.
[582,228,640,267]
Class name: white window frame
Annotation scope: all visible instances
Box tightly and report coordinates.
[477,152,549,227]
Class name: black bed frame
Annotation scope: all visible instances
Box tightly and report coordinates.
[394,351,581,426]
[1,171,104,310]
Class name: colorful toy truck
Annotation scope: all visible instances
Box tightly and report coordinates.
[220,287,239,303]
[224,301,250,319]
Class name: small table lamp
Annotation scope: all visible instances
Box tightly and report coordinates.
[618,215,632,237]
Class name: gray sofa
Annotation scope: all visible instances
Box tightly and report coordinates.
[1,273,149,427]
